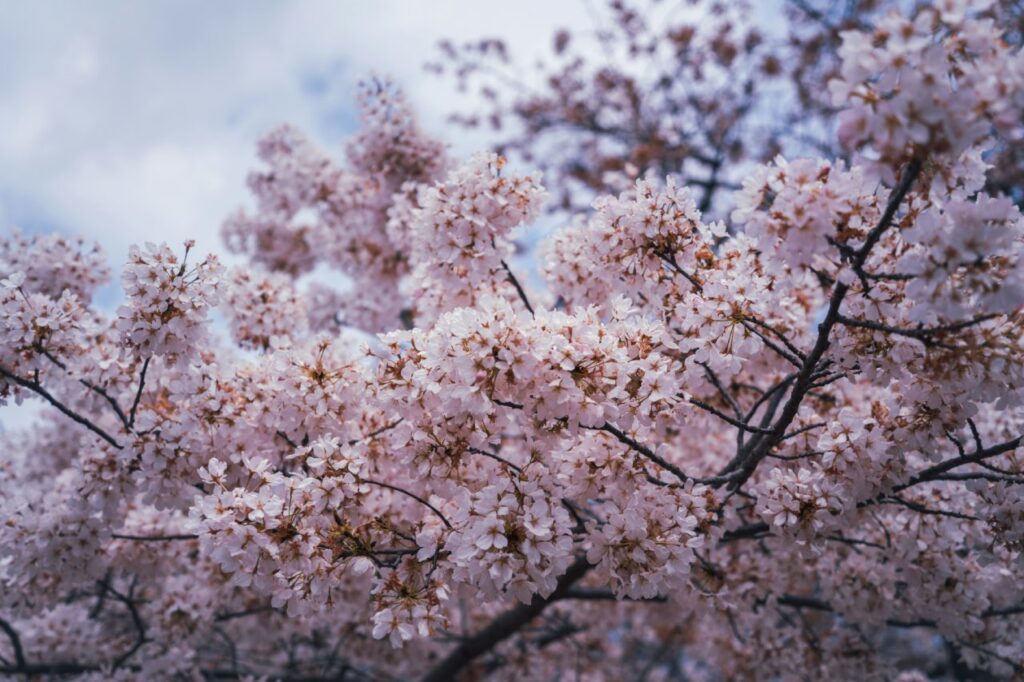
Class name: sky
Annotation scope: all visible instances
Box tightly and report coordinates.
[0,1,601,273]
[0,0,617,431]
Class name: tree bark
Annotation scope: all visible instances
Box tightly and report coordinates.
[419,556,592,682]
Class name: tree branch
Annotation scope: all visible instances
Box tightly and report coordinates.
[0,617,25,670]
[419,556,591,682]
[0,364,123,449]
[500,259,534,316]
[360,478,453,529]
[128,356,151,428]
[723,158,922,490]
[894,436,1022,493]
[111,533,199,542]
[593,422,693,483]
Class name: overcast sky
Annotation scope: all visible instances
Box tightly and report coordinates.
[0,1,602,271]
[0,1,616,431]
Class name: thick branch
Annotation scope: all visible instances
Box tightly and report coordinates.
[111,533,199,542]
[893,436,1022,493]
[724,158,922,490]
[0,364,123,450]
[0,617,25,669]
[419,557,591,682]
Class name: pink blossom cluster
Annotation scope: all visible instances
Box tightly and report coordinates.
[221,266,308,351]
[831,0,1024,170]
[586,484,710,599]
[733,156,882,274]
[544,177,721,310]
[898,194,1024,321]
[444,475,574,603]
[222,80,450,332]
[1,271,88,382]
[191,451,374,615]
[0,227,110,301]
[404,154,546,323]
[115,241,222,363]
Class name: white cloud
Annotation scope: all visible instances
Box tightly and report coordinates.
[0,0,592,264]
[0,0,599,433]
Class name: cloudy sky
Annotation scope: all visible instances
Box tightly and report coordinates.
[1,1,616,431]
[0,1,600,272]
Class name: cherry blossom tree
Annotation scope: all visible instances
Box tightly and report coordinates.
[434,0,1024,215]
[2,0,1024,679]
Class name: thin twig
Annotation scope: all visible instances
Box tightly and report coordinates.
[592,422,692,483]
[500,259,534,316]
[128,356,151,429]
[360,478,453,529]
[111,533,199,542]
[836,313,997,340]
[42,350,130,430]
[690,398,774,435]
[0,364,123,449]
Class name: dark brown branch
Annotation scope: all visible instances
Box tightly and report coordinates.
[767,450,823,461]
[0,662,102,676]
[781,421,828,441]
[855,158,923,266]
[500,259,535,316]
[697,362,743,419]
[836,313,997,340]
[42,350,130,430]
[419,557,590,682]
[111,533,199,542]
[743,318,807,364]
[966,418,985,453]
[825,534,886,550]
[720,522,770,542]
[349,418,404,445]
[594,422,692,483]
[0,617,25,669]
[894,436,1022,493]
[723,158,922,491]
[929,472,1024,485]
[275,430,299,449]
[876,496,983,522]
[656,250,703,292]
[985,603,1024,618]
[128,356,151,428]
[690,398,774,435]
[105,581,148,670]
[360,477,453,529]
[214,605,280,622]
[559,588,666,603]
[782,593,1024,634]
[0,364,123,450]
[468,447,522,472]
[777,595,933,629]
[740,320,803,367]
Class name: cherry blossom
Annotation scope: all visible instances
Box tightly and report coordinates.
[2,2,1024,680]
